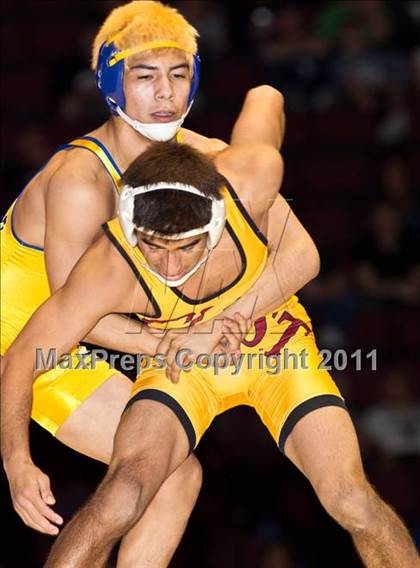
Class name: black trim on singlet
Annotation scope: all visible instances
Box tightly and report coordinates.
[278,395,347,454]
[223,178,268,246]
[170,221,247,305]
[102,223,161,319]
[125,389,196,453]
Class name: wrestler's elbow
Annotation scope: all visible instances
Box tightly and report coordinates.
[0,351,17,385]
[1,348,16,370]
[301,236,321,284]
[248,85,284,106]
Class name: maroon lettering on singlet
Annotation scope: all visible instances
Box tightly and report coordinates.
[140,306,213,327]
[242,310,311,355]
[242,316,268,347]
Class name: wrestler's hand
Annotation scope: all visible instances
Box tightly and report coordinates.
[158,314,251,383]
[4,458,63,535]
[217,313,251,355]
[156,325,219,383]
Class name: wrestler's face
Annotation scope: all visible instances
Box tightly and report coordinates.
[137,232,207,282]
[123,48,191,125]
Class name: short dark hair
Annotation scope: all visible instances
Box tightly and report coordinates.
[121,142,225,235]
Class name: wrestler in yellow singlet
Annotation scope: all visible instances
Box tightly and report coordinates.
[105,179,345,453]
[1,137,123,434]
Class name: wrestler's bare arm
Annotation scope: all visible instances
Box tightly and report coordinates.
[180,128,228,156]
[0,235,147,466]
[221,194,319,322]
[188,91,313,313]
[179,89,316,333]
[44,156,157,354]
[215,85,285,222]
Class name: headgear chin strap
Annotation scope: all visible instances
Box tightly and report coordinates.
[118,182,226,287]
[115,103,192,142]
[95,40,201,141]
[136,251,211,287]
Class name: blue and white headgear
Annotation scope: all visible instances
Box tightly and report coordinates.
[95,38,200,142]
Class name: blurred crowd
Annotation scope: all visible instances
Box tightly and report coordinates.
[1,1,419,567]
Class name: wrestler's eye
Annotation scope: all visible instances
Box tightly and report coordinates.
[138,74,153,80]
[172,73,186,79]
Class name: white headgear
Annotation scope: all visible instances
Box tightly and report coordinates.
[118,182,225,286]
[119,181,225,247]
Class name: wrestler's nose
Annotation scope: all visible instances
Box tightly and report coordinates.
[162,251,184,278]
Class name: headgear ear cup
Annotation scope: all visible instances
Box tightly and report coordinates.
[118,186,137,246]
[95,42,126,114]
[208,197,226,249]
[188,53,201,106]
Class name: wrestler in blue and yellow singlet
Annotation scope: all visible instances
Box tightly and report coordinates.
[0,136,123,435]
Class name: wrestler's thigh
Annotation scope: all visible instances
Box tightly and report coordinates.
[55,373,132,464]
[284,405,365,489]
[110,398,191,480]
[249,331,345,453]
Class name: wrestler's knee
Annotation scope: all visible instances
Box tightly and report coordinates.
[101,452,167,529]
[315,473,376,532]
[174,453,203,504]
[93,461,148,533]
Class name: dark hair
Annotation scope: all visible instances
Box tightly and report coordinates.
[121,142,225,235]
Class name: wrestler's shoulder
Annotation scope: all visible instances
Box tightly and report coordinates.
[43,144,113,204]
[180,128,228,154]
[85,230,149,311]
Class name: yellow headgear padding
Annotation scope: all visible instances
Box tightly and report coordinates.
[92,1,198,70]
[107,40,196,66]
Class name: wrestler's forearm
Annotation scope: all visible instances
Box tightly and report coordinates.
[83,313,159,355]
[216,235,320,323]
[231,86,285,149]
[218,194,320,322]
[191,238,319,344]
[188,262,296,340]
[236,240,318,319]
[1,355,34,466]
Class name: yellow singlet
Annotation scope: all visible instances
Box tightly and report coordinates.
[0,136,122,354]
[0,136,123,434]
